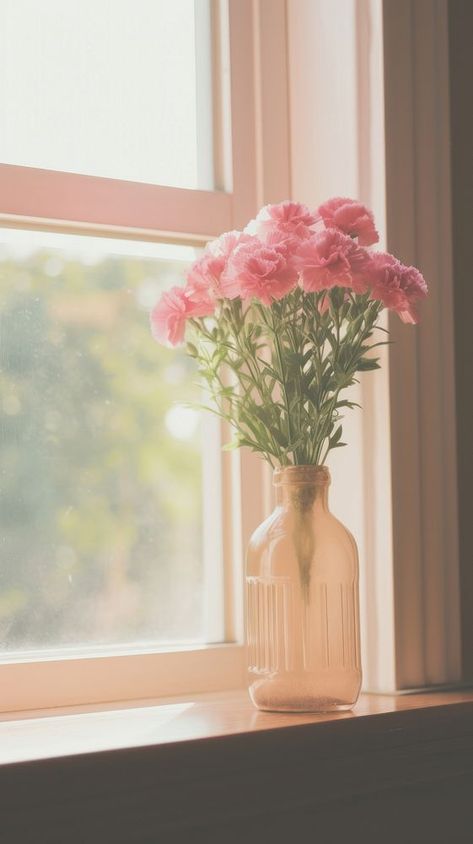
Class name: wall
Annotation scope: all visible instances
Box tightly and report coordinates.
[448,0,473,680]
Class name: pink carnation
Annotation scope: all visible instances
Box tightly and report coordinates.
[185,253,226,306]
[295,229,372,292]
[150,286,213,347]
[368,253,428,323]
[250,201,318,245]
[185,231,251,306]
[209,229,252,259]
[221,237,297,305]
[318,197,379,246]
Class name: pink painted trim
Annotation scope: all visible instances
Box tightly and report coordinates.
[0,164,232,239]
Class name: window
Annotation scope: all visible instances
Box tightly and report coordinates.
[0,0,214,190]
[0,0,460,713]
[0,229,227,654]
[0,0,276,712]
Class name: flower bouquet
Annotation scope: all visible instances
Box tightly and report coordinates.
[151,197,427,712]
[151,198,426,468]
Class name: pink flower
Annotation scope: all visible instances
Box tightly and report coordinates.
[250,201,319,245]
[295,229,372,292]
[185,253,226,307]
[150,286,213,347]
[185,231,251,306]
[318,197,379,246]
[368,253,428,322]
[209,229,252,259]
[221,237,297,305]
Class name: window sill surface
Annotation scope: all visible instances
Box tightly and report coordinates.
[1,687,473,765]
[2,689,473,842]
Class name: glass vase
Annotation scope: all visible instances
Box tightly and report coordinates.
[246,465,361,712]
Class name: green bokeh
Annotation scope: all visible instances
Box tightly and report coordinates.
[0,242,205,651]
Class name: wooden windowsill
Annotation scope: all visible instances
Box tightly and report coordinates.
[2,689,473,842]
[1,687,473,765]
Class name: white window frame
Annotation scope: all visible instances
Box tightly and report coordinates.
[0,0,290,713]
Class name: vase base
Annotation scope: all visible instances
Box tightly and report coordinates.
[253,701,355,715]
[248,674,361,713]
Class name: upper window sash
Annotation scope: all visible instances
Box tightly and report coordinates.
[0,1,260,241]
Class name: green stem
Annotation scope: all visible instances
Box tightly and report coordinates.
[270,302,295,465]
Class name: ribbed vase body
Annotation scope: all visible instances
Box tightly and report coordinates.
[246,466,362,712]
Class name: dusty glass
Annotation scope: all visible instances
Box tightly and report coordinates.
[0,229,220,654]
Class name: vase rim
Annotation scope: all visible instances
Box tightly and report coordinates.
[273,465,330,485]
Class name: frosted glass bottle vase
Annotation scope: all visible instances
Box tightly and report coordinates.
[246,465,362,712]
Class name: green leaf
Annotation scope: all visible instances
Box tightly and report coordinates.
[346,314,364,337]
[356,357,380,371]
[336,399,361,410]
[329,286,346,310]
[329,425,343,447]
[222,438,240,451]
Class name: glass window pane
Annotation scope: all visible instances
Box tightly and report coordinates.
[0,229,222,654]
[0,0,214,190]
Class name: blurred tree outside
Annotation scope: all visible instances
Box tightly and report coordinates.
[0,233,208,652]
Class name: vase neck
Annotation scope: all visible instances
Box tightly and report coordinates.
[273,465,330,511]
